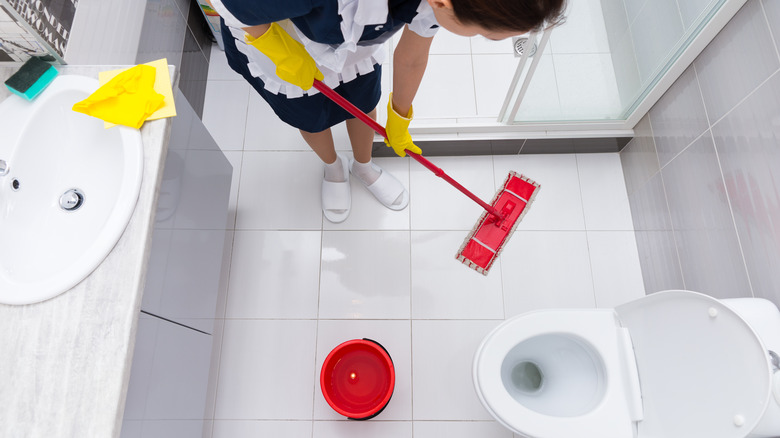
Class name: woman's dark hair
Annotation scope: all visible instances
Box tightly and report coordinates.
[450,0,567,32]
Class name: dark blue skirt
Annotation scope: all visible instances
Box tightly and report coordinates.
[221,21,382,133]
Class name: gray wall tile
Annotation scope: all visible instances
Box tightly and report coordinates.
[648,66,709,167]
[620,115,659,196]
[634,230,685,293]
[136,0,187,69]
[624,0,780,307]
[712,71,780,303]
[628,172,684,292]
[762,0,780,51]
[629,172,673,232]
[660,132,752,298]
[694,0,780,122]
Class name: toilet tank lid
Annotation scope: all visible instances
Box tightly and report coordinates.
[616,290,772,438]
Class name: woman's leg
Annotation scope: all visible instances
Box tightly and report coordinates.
[345,109,377,165]
[346,109,406,208]
[299,128,338,165]
[301,127,351,222]
[300,128,347,182]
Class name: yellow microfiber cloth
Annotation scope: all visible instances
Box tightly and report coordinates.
[72,64,165,129]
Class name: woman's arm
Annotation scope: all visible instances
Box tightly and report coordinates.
[203,0,270,37]
[392,25,434,117]
[244,23,271,38]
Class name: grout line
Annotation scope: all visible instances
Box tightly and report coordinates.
[692,62,758,296]
[760,0,780,64]
[708,132,757,298]
[575,154,600,306]
[647,115,686,291]
[705,68,780,129]
[311,228,325,432]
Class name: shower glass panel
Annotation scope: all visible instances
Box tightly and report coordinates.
[505,0,728,124]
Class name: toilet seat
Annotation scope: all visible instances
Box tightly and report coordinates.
[473,309,642,438]
[616,290,772,438]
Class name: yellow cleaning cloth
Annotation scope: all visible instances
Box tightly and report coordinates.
[99,59,177,128]
[72,64,165,129]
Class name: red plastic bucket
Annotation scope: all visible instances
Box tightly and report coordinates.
[320,338,395,420]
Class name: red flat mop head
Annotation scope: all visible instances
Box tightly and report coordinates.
[456,172,540,275]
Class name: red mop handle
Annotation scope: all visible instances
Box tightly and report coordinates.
[312,79,502,218]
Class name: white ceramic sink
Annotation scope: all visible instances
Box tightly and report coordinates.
[0,74,144,305]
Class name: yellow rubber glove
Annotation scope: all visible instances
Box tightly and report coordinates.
[72,64,165,129]
[384,93,423,157]
[245,22,324,90]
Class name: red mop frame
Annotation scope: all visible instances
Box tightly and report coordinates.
[313,79,540,274]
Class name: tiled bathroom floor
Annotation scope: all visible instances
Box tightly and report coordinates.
[202,45,644,438]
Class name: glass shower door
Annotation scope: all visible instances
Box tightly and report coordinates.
[500,0,741,126]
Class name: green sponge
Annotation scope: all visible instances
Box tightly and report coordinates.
[4,57,58,100]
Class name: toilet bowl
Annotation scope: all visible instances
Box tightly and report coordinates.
[473,290,780,438]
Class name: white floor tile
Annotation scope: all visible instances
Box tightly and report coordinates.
[411,231,505,319]
[226,231,322,319]
[323,157,411,231]
[414,421,513,438]
[235,151,324,230]
[576,153,634,230]
[587,231,646,307]
[515,54,563,122]
[313,420,412,438]
[313,320,412,420]
[492,154,586,230]
[549,0,610,54]
[472,54,519,117]
[554,54,621,120]
[207,45,244,81]
[212,420,313,438]
[242,93,356,152]
[500,231,596,316]
[202,81,250,151]
[410,156,497,230]
[215,320,317,420]
[413,55,477,119]
[430,30,472,55]
[470,35,515,55]
[412,320,501,420]
[242,92,311,151]
[319,231,411,319]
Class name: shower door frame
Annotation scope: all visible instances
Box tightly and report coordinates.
[408,0,748,141]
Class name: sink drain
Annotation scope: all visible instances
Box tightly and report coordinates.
[60,188,85,211]
[11,179,20,191]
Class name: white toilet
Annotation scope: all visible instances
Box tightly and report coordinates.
[472,290,780,438]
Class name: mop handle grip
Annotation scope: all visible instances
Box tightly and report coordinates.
[312,80,502,218]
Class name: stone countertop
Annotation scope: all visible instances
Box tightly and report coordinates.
[0,65,174,437]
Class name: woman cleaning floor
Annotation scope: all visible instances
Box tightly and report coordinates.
[206,0,565,223]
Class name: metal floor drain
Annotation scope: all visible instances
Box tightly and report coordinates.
[513,37,537,58]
